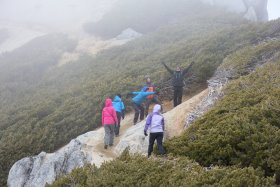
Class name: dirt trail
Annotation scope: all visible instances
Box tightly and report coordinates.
[164,89,208,138]
[81,114,135,166]
[81,89,208,166]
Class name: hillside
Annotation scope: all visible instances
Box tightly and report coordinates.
[0,1,279,186]
[8,90,208,186]
[50,21,280,186]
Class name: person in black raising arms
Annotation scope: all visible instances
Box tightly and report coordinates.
[162,62,194,107]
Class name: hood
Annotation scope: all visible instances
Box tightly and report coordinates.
[113,95,121,102]
[142,86,149,92]
[105,98,113,107]
[153,104,161,113]
[146,81,152,86]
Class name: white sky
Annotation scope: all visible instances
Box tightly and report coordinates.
[268,0,280,20]
[0,0,279,25]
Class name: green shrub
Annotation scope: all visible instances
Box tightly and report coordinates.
[50,151,275,187]
[165,60,280,178]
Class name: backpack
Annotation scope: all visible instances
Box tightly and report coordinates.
[146,86,155,99]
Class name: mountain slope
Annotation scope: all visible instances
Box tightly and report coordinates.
[50,27,280,187]
[165,38,280,183]
[1,3,279,186]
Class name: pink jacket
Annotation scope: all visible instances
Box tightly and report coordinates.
[102,98,118,126]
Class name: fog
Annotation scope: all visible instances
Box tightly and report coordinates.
[0,0,116,32]
[268,0,280,20]
[0,0,279,34]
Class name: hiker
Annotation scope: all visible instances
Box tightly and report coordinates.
[162,62,194,107]
[143,78,162,116]
[102,98,118,149]
[112,94,125,137]
[144,104,165,157]
[132,86,156,125]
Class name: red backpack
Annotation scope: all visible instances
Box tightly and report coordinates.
[146,86,155,99]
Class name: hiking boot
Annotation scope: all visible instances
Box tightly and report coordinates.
[104,145,108,149]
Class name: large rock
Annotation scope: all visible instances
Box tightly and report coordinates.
[114,122,149,155]
[185,68,230,128]
[7,117,128,187]
[8,139,89,187]
[114,89,208,156]
[201,0,268,22]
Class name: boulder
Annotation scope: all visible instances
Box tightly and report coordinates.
[8,138,91,187]
[114,122,148,155]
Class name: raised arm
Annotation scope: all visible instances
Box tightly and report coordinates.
[143,92,156,97]
[182,61,194,75]
[162,62,174,74]
[132,92,140,95]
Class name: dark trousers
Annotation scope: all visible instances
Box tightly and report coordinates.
[132,102,145,124]
[115,112,122,136]
[148,132,165,157]
[173,86,183,107]
[145,96,161,116]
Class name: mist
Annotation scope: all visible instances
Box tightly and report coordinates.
[0,0,116,33]
[268,0,280,20]
[0,0,279,35]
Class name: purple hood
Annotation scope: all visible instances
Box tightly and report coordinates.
[144,104,164,133]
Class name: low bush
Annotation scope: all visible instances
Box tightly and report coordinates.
[50,150,275,187]
[165,59,280,179]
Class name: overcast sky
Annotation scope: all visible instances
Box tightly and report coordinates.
[268,0,280,20]
[0,0,279,27]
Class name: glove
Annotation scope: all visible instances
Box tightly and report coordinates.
[144,130,148,136]
[121,112,125,119]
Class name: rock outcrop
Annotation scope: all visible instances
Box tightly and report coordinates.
[201,0,268,22]
[7,130,111,187]
[185,36,279,128]
[115,89,209,155]
[185,69,230,128]
[114,122,148,155]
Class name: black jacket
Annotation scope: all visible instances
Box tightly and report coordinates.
[163,62,194,87]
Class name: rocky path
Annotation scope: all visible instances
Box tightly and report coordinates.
[81,114,135,166]
[81,89,209,165]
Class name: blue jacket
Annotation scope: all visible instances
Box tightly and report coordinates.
[112,96,125,113]
[132,91,155,105]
